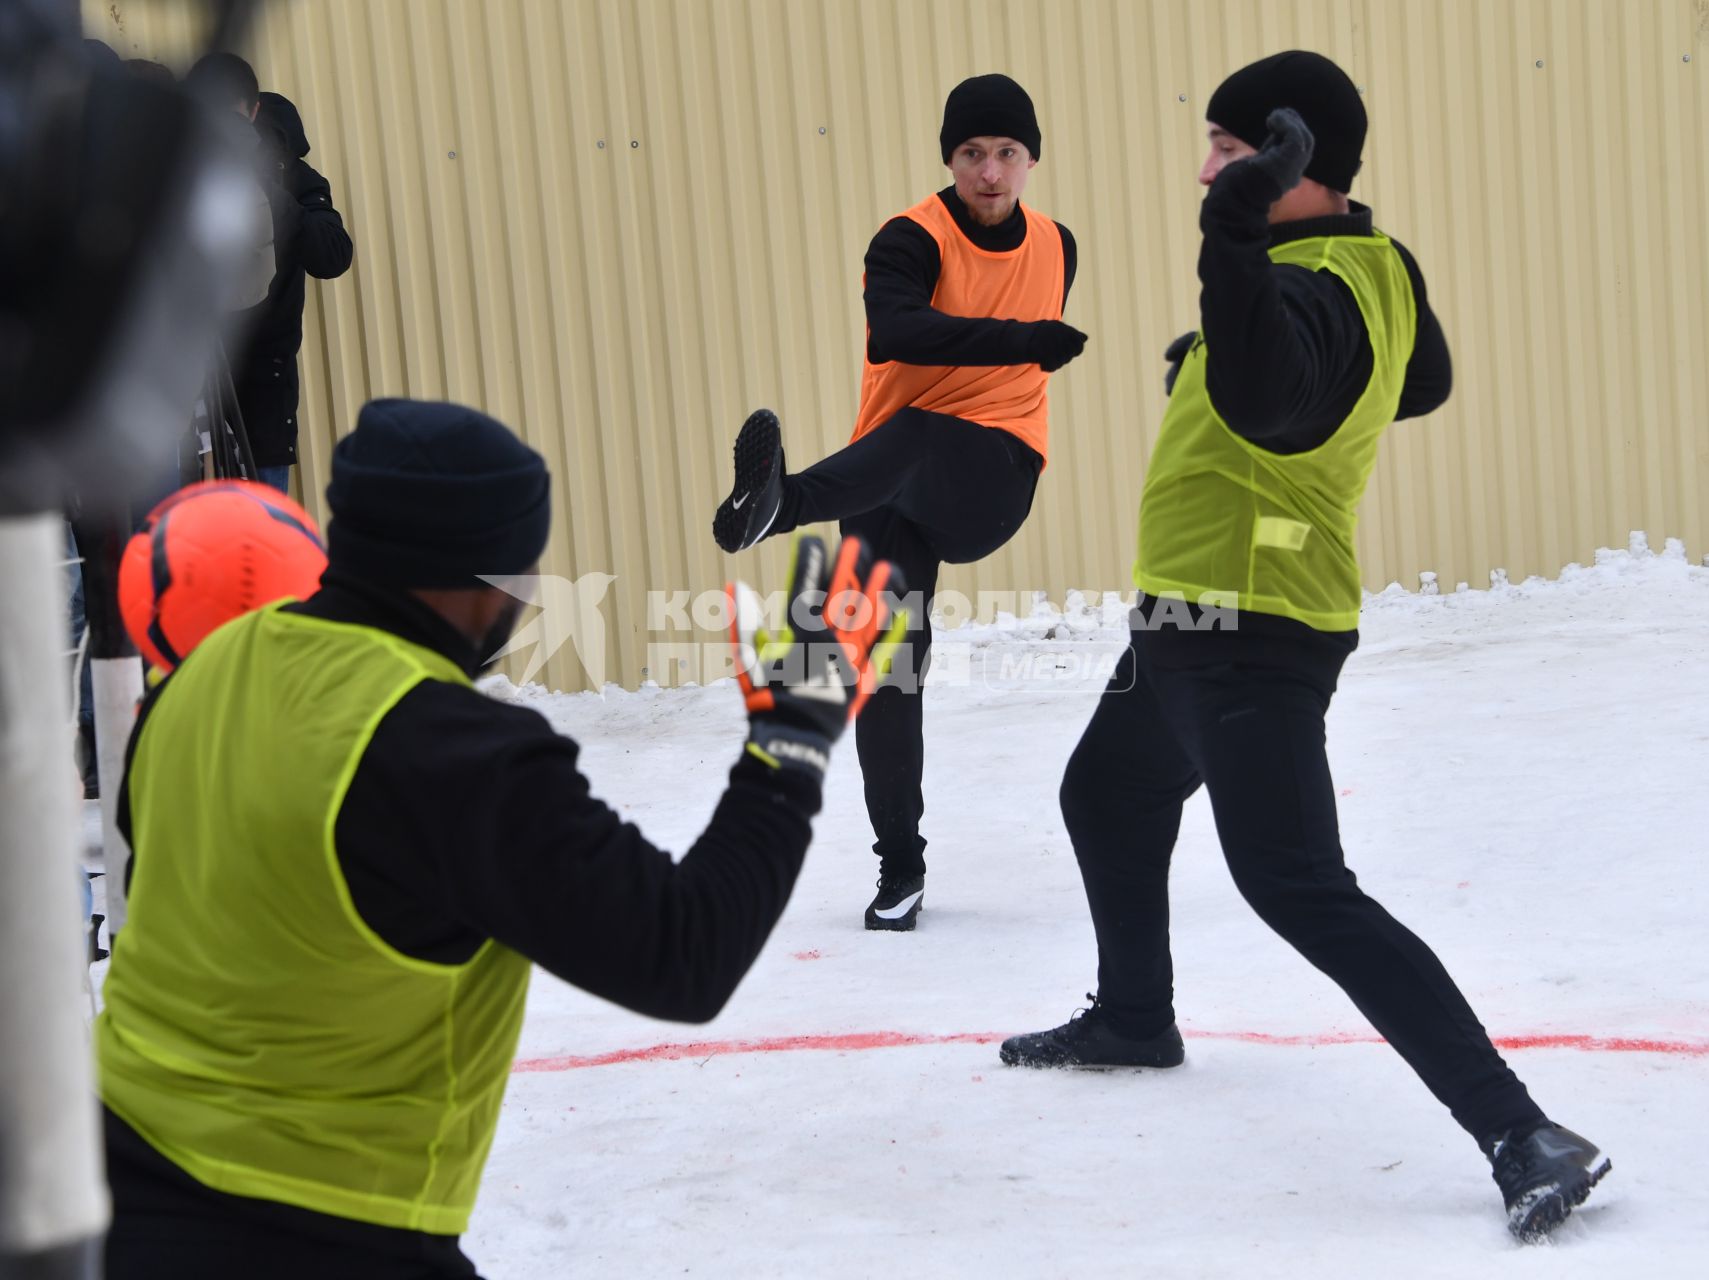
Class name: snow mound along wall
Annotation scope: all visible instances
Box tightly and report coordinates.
[480,534,1706,702]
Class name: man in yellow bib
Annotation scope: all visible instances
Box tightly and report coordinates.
[712,74,1087,931]
[1000,52,1608,1242]
[96,399,900,1278]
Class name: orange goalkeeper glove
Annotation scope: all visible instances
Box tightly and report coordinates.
[727,533,907,783]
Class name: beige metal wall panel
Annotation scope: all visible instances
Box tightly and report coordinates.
[87,1,1709,690]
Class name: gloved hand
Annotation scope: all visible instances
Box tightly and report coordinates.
[1163,329,1197,395]
[728,534,907,784]
[1246,107,1315,195]
[1026,320,1089,373]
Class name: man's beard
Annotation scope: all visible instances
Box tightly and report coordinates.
[969,196,1014,227]
[477,600,525,673]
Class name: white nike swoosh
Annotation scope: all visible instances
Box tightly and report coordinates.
[732,490,750,510]
[873,890,923,919]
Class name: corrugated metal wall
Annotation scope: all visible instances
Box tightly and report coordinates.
[87,0,1709,691]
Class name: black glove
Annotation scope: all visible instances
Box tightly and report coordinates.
[1246,107,1315,195]
[727,534,907,784]
[1026,320,1088,373]
[1163,330,1196,395]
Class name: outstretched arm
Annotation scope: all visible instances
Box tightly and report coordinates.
[336,536,902,1024]
[337,683,817,1022]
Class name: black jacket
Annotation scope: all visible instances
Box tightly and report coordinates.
[233,92,354,467]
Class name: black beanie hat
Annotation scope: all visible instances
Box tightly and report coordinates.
[326,398,551,589]
[939,74,1041,163]
[1205,50,1366,192]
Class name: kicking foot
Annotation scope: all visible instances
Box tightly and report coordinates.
[713,408,785,553]
[1484,1121,1610,1242]
[1000,995,1185,1069]
[864,872,924,931]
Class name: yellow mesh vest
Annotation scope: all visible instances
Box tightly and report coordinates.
[97,605,532,1234]
[1134,231,1418,631]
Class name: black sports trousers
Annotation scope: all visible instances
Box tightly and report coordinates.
[771,407,1041,877]
[102,1108,480,1279]
[1062,617,1547,1140]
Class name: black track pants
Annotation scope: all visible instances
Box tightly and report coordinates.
[773,408,1041,875]
[1060,625,1547,1140]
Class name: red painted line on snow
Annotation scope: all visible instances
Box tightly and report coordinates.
[512,1030,1001,1073]
[511,1027,1709,1074]
[1181,1028,1709,1056]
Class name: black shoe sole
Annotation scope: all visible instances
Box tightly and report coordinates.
[713,409,783,553]
[997,1046,1186,1070]
[864,909,920,932]
[1509,1156,1612,1243]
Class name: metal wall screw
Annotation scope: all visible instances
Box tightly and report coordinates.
[818,126,827,135]
[1535,59,1545,68]
[1177,93,1187,102]
[630,140,639,148]
[597,140,606,149]
[447,150,457,159]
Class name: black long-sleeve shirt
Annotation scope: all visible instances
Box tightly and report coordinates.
[109,575,822,1260]
[1193,159,1451,453]
[118,573,821,1023]
[863,186,1076,366]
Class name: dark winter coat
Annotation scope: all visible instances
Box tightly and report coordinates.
[233,92,354,467]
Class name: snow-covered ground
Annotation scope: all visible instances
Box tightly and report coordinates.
[83,539,1709,1276]
[457,539,1709,1277]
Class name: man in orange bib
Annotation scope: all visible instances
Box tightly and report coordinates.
[712,74,1087,931]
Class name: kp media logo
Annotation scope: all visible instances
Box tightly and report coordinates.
[483,572,618,687]
[481,574,1222,694]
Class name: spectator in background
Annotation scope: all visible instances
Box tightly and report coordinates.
[83,38,121,67]
[184,52,276,314]
[236,90,355,495]
[124,59,176,86]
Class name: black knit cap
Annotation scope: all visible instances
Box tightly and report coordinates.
[1206,50,1366,192]
[939,74,1041,163]
[326,398,551,589]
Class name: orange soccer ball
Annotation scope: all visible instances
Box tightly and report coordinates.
[118,480,328,672]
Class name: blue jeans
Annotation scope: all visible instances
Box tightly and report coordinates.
[257,464,293,495]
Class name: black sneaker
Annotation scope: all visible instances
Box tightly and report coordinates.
[864,873,924,931]
[712,409,785,553]
[1000,995,1186,1069]
[1483,1121,1610,1242]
